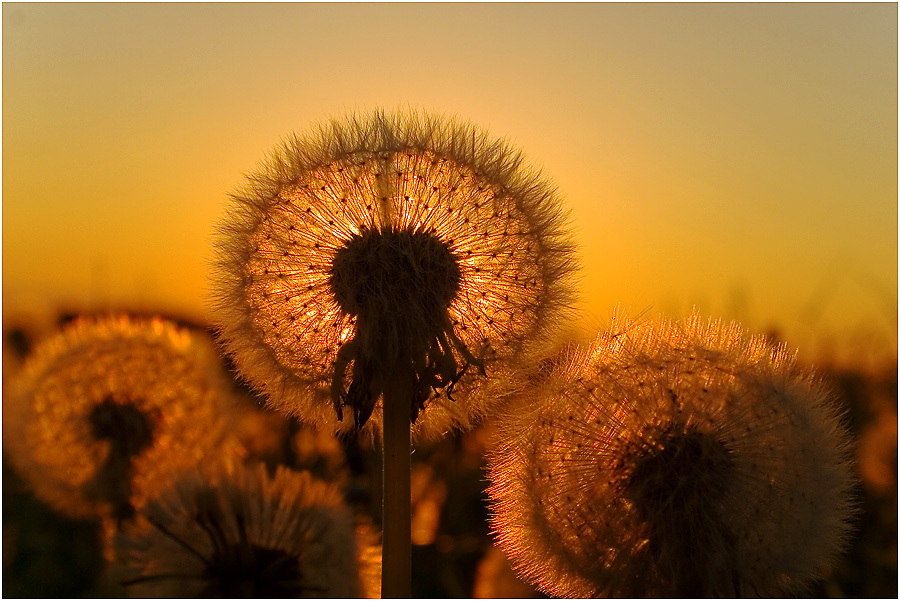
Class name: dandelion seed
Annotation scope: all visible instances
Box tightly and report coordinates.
[115,461,381,598]
[3,315,240,524]
[210,108,577,441]
[487,311,855,598]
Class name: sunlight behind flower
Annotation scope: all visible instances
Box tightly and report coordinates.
[211,109,577,441]
[2,3,894,371]
[0,3,895,597]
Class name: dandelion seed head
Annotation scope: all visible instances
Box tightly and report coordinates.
[115,462,381,598]
[3,315,240,522]
[487,311,855,598]
[211,109,577,441]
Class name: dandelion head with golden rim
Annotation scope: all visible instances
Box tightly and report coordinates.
[487,311,855,597]
[3,315,240,522]
[211,109,577,441]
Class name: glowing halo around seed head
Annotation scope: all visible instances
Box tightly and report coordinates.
[486,311,855,598]
[210,108,578,441]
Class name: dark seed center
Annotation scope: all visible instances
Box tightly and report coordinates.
[625,424,733,520]
[623,425,738,597]
[86,396,155,521]
[328,225,461,321]
[88,395,155,457]
[326,225,481,428]
[204,544,311,598]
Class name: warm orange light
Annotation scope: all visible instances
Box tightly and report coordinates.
[211,110,577,442]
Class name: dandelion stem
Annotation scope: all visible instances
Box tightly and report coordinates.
[381,366,412,598]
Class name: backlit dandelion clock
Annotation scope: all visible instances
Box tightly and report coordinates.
[210,109,577,441]
[3,316,240,525]
[211,109,577,596]
[487,312,854,598]
[116,462,381,598]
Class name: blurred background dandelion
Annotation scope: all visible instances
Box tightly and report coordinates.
[3,3,896,598]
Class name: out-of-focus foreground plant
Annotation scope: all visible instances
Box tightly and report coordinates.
[115,461,381,597]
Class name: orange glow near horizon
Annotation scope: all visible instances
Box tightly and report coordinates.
[3,3,897,371]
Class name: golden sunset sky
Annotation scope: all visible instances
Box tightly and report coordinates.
[3,3,897,369]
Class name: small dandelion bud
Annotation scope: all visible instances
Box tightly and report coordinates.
[487,311,855,598]
[115,462,382,598]
[210,108,578,441]
[3,315,241,524]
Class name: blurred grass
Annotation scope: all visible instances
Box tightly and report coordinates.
[2,461,107,598]
[2,314,896,598]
